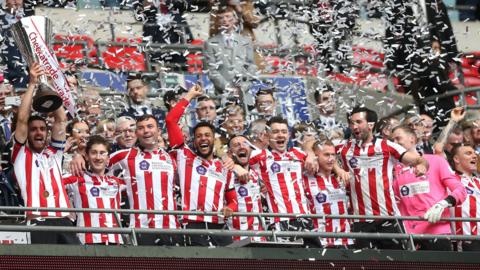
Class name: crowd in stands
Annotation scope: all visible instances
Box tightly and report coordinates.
[0,0,480,252]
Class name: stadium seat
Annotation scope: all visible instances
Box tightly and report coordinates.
[186,39,204,73]
[53,34,99,67]
[101,37,146,71]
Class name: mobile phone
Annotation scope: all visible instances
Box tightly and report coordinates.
[5,96,21,107]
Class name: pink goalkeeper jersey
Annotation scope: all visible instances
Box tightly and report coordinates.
[393,154,466,234]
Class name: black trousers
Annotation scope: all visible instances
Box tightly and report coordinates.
[29,217,80,244]
[136,232,183,246]
[270,218,322,248]
[185,222,232,247]
[352,220,405,250]
[415,239,452,251]
[462,240,480,251]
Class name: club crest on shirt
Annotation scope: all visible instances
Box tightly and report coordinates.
[271,162,281,173]
[466,187,474,195]
[196,165,207,175]
[238,186,248,197]
[349,157,358,169]
[400,185,410,196]
[316,192,327,203]
[90,187,100,197]
[139,160,150,170]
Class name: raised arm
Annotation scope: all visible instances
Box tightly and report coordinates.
[433,107,465,155]
[14,63,43,144]
[165,84,203,148]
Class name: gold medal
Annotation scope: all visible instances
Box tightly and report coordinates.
[42,191,49,198]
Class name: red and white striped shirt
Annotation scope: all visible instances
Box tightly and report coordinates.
[454,174,480,236]
[109,147,179,229]
[227,169,264,241]
[64,173,125,244]
[249,147,309,223]
[303,173,353,246]
[337,138,405,221]
[170,146,236,224]
[12,139,71,218]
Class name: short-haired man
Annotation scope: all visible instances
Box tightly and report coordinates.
[303,138,353,247]
[205,5,257,98]
[391,125,466,251]
[111,116,137,152]
[253,89,276,120]
[166,84,238,246]
[64,135,126,245]
[451,144,480,251]
[337,106,428,249]
[12,63,79,244]
[109,114,180,245]
[226,135,264,241]
[119,74,164,125]
[196,95,217,124]
[249,116,321,247]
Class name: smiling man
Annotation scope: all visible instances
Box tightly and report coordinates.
[108,114,180,246]
[64,135,125,245]
[166,84,238,247]
[337,106,429,250]
[12,63,79,244]
[226,135,264,241]
[249,116,321,247]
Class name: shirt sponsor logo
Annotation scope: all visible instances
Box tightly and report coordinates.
[238,186,248,197]
[316,192,327,203]
[90,187,100,197]
[271,162,281,173]
[139,160,150,170]
[349,157,358,169]
[196,165,207,175]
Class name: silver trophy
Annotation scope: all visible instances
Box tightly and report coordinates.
[10,16,63,113]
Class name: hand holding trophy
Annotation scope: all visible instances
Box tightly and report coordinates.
[11,16,64,113]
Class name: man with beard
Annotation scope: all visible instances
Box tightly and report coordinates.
[249,116,321,247]
[108,114,180,246]
[12,63,79,244]
[226,135,264,241]
[166,84,238,247]
[337,106,428,249]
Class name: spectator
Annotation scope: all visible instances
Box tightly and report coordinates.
[303,138,353,248]
[249,118,268,150]
[64,135,125,245]
[196,95,218,124]
[12,63,79,244]
[96,118,116,144]
[0,0,29,88]
[166,84,238,247]
[451,144,480,251]
[292,121,318,152]
[313,84,347,140]
[111,116,137,153]
[337,106,428,250]
[418,114,434,154]
[391,125,466,251]
[375,116,400,140]
[64,119,90,174]
[251,88,277,121]
[134,0,193,71]
[119,74,164,126]
[205,5,258,99]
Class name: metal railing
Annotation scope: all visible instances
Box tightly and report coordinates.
[1,206,479,249]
